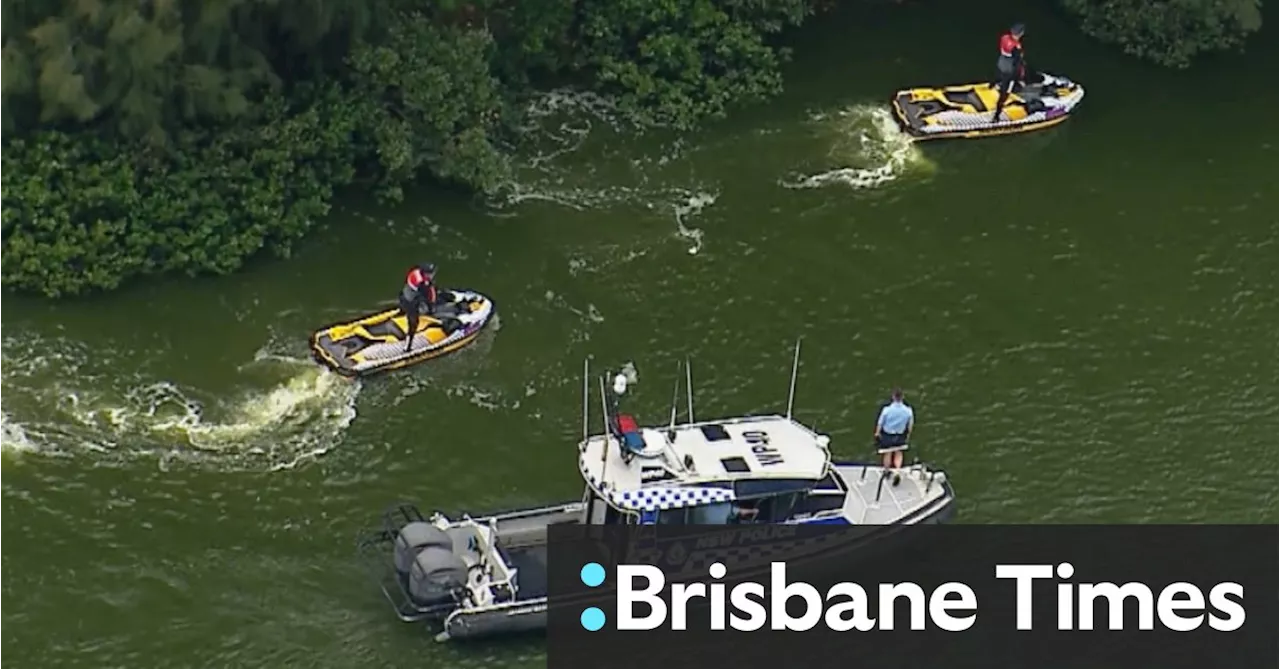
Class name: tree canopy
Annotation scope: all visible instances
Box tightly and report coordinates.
[0,0,1265,297]
[1062,0,1263,68]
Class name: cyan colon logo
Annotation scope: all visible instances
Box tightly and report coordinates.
[579,562,607,631]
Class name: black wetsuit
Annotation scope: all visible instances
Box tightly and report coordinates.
[992,32,1025,122]
[398,270,437,353]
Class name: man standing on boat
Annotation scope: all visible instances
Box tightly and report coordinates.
[991,22,1027,123]
[397,262,438,353]
[874,388,914,485]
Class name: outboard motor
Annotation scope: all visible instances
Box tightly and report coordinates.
[408,546,469,606]
[394,522,453,575]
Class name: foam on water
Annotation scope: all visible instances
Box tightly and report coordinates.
[673,191,714,255]
[782,104,934,191]
[1,411,38,464]
[490,88,719,253]
[0,332,361,471]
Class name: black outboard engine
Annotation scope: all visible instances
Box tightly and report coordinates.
[394,522,452,572]
[394,522,467,606]
[408,546,468,606]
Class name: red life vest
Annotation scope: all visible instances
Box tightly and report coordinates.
[615,414,645,452]
[999,32,1022,58]
[617,414,639,433]
[404,267,436,302]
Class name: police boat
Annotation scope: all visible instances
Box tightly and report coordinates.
[356,340,957,642]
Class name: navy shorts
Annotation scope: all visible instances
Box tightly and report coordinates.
[876,432,909,453]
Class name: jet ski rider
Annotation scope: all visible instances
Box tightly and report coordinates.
[992,22,1026,123]
[398,262,438,353]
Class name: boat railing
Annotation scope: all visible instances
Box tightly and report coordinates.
[354,502,455,623]
[854,450,945,504]
[662,412,822,434]
[380,502,429,537]
[636,428,687,474]
[465,518,518,607]
[582,413,828,445]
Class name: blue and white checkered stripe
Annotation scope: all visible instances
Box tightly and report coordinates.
[608,486,735,512]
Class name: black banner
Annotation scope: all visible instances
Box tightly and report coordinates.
[547,524,1277,669]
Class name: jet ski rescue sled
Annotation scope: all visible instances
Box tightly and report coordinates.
[891,72,1084,140]
[356,341,956,642]
[309,289,494,377]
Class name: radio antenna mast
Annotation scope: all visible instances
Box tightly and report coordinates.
[785,338,802,420]
[582,358,590,443]
[667,360,681,437]
[598,375,612,465]
[685,356,695,425]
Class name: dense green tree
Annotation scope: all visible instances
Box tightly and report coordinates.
[346,13,511,202]
[0,1,525,297]
[470,0,813,128]
[1061,0,1263,67]
[1,84,365,297]
[3,0,1268,298]
[568,0,812,128]
[0,0,383,142]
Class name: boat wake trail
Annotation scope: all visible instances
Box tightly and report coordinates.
[0,333,360,471]
[781,105,934,191]
[489,89,718,255]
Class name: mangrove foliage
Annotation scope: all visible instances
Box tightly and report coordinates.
[0,0,1265,297]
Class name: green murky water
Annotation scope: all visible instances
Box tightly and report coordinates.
[3,3,1276,667]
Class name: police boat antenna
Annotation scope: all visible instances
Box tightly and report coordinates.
[685,356,695,425]
[667,360,681,437]
[582,358,590,443]
[785,338,803,420]
[598,375,613,466]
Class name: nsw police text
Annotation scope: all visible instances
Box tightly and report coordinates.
[613,562,1245,632]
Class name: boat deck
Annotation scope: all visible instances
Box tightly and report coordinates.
[506,546,549,600]
[832,462,951,524]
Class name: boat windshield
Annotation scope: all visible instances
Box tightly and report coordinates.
[751,491,801,522]
[655,492,805,525]
[586,487,639,525]
[605,505,634,525]
[658,502,734,525]
[689,502,734,524]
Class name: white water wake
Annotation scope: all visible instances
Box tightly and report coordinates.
[490,89,718,255]
[782,105,934,191]
[0,333,361,471]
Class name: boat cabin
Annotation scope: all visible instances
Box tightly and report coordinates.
[578,413,836,526]
[359,348,955,644]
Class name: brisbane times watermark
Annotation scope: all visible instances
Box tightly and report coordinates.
[575,560,1247,633]
[550,526,1273,669]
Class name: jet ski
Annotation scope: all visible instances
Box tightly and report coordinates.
[891,72,1084,141]
[309,289,494,377]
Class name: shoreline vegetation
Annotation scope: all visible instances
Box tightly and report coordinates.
[0,0,1264,298]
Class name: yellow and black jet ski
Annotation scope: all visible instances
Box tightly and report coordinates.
[309,289,494,377]
[891,72,1084,141]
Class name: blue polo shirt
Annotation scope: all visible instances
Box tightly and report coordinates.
[877,401,914,435]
